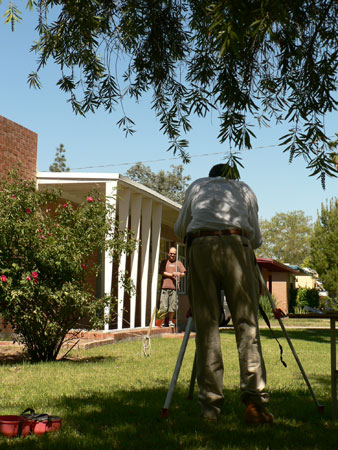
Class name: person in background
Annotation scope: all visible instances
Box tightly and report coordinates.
[159,247,186,327]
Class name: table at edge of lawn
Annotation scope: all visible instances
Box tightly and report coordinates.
[289,313,338,420]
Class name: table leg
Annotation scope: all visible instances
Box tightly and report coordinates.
[330,318,337,420]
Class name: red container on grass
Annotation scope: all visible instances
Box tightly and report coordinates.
[29,416,62,435]
[0,415,31,438]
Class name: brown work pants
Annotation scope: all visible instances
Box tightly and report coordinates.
[188,234,268,420]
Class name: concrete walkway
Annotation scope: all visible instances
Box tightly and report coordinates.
[0,326,195,352]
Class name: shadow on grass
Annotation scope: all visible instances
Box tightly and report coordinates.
[1,386,337,450]
[221,327,331,345]
[60,355,118,364]
[0,353,118,366]
[258,328,331,345]
[0,351,29,365]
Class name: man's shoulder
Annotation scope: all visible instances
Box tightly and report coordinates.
[187,177,210,190]
[227,179,256,195]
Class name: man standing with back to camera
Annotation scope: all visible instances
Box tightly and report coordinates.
[174,163,273,425]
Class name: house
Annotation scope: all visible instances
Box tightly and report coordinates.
[0,115,189,334]
[286,265,322,290]
[256,258,300,313]
[37,172,189,331]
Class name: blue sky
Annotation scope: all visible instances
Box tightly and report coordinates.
[1,7,337,221]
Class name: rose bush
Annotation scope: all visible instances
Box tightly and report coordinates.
[0,171,135,362]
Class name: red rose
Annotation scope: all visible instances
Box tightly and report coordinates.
[1,275,7,282]
[25,208,31,214]
[32,272,38,279]
[87,197,93,203]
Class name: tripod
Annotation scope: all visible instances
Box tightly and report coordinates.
[162,264,324,419]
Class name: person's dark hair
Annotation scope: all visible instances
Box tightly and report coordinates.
[209,164,225,177]
[209,163,240,180]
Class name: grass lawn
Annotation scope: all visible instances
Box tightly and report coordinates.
[0,328,337,449]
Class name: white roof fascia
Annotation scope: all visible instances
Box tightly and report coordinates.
[37,171,182,211]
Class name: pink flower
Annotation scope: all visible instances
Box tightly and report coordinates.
[33,279,38,284]
[87,197,93,203]
[62,203,68,208]
[81,264,86,269]
[1,275,7,282]
[25,208,31,214]
[26,276,31,281]
[11,194,16,199]
[32,272,38,279]
[41,235,46,240]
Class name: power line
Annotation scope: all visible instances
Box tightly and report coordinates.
[69,144,280,171]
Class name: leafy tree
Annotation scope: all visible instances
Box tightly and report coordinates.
[2,1,338,184]
[329,133,338,170]
[310,198,338,298]
[256,211,313,265]
[49,143,70,172]
[0,171,135,362]
[126,163,190,204]
[295,287,320,309]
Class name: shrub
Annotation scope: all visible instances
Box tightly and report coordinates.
[296,287,320,309]
[258,295,274,320]
[319,296,338,311]
[0,171,135,362]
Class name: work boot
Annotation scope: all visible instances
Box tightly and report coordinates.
[244,402,274,425]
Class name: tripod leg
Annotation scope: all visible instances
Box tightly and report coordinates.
[162,316,193,418]
[256,264,324,412]
[187,350,197,400]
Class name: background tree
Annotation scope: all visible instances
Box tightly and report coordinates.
[2,1,338,183]
[256,211,313,266]
[329,133,338,171]
[126,163,190,204]
[0,171,135,362]
[310,198,338,298]
[49,143,70,172]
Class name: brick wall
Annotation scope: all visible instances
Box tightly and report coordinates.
[0,115,37,180]
[0,117,38,335]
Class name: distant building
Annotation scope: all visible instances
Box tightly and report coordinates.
[256,258,300,313]
[286,265,324,291]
